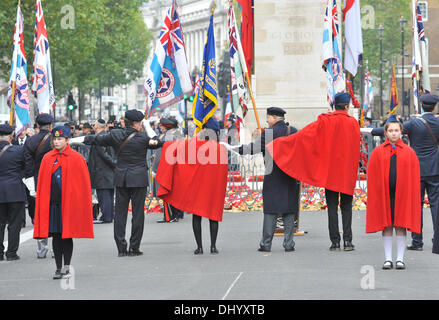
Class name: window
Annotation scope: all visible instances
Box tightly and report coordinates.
[418,1,428,22]
[137,85,144,95]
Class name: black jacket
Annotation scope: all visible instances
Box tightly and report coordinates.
[238,121,300,214]
[0,141,27,203]
[23,129,53,186]
[87,131,117,189]
[84,128,163,188]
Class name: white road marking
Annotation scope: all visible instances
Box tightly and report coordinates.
[222,271,243,300]
[3,229,34,249]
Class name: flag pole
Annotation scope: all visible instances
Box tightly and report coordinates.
[230,0,261,131]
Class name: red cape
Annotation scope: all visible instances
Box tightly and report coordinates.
[156,138,228,221]
[366,139,421,234]
[34,145,94,239]
[266,110,361,195]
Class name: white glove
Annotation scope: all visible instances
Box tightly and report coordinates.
[69,136,85,144]
[142,119,157,138]
[360,128,373,136]
[219,142,242,155]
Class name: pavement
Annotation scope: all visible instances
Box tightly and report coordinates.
[1,209,439,301]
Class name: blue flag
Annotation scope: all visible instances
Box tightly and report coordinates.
[192,14,217,132]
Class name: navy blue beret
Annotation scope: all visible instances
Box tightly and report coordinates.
[125,110,144,121]
[36,113,55,125]
[52,126,71,138]
[267,107,286,117]
[160,117,178,128]
[386,114,398,123]
[0,124,14,135]
[420,94,439,107]
[203,117,220,132]
[334,92,351,105]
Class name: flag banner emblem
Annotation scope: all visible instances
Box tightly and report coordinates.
[7,5,30,135]
[144,0,192,117]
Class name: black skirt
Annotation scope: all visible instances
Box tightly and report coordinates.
[389,153,397,225]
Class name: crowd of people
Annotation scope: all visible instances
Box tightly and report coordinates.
[1,92,439,280]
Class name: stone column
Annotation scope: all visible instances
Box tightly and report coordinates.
[253,0,328,129]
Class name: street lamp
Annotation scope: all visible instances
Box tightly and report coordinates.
[399,16,407,117]
[378,24,384,117]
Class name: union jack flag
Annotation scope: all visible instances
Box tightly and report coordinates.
[32,0,55,115]
[416,5,425,41]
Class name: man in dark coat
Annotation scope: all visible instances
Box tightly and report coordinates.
[23,113,54,258]
[222,107,300,252]
[367,94,439,253]
[88,119,117,223]
[74,110,163,257]
[0,124,29,261]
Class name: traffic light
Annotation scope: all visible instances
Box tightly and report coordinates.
[184,94,194,102]
[121,104,128,111]
[67,93,76,111]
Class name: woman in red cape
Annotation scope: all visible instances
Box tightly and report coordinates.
[34,126,94,279]
[156,118,228,255]
[366,120,420,270]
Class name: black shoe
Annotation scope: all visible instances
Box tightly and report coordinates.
[53,269,63,280]
[343,241,355,251]
[257,246,271,252]
[210,247,219,254]
[6,254,20,261]
[407,245,423,251]
[329,243,341,251]
[128,249,143,256]
[170,218,179,222]
[118,251,128,257]
[285,247,295,252]
[194,247,203,255]
[156,220,168,223]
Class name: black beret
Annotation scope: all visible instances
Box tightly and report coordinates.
[52,126,71,138]
[364,117,372,122]
[82,122,92,129]
[97,119,106,125]
[160,117,178,128]
[125,109,144,121]
[334,92,351,105]
[267,107,286,117]
[203,117,220,132]
[36,113,54,125]
[420,94,439,107]
[0,124,14,135]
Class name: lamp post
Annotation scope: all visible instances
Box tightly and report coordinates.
[399,16,407,117]
[378,24,384,117]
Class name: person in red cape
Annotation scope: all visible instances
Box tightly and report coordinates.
[156,118,228,255]
[34,126,94,279]
[366,118,421,270]
[266,93,361,251]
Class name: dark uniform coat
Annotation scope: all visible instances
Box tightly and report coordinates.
[23,129,52,187]
[238,120,300,214]
[84,127,162,187]
[87,131,116,189]
[0,141,28,203]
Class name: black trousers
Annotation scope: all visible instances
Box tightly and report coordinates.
[0,202,25,257]
[114,187,147,253]
[96,188,115,222]
[325,189,353,244]
[25,187,35,222]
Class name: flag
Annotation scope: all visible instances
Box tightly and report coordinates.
[7,5,30,135]
[416,4,431,94]
[236,0,253,73]
[322,0,345,107]
[32,0,56,115]
[144,0,192,117]
[192,13,217,132]
[412,0,423,113]
[224,94,233,127]
[343,0,363,77]
[388,64,399,115]
[229,3,250,123]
